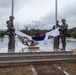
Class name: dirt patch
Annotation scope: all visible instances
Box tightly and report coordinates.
[71,49,76,54]
[58,63,76,75]
[0,63,76,75]
[0,65,34,75]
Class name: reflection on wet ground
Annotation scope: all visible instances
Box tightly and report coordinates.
[0,37,76,53]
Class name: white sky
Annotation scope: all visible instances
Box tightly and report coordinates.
[0,0,76,29]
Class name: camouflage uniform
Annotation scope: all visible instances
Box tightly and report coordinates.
[6,16,15,51]
[52,20,60,49]
[60,19,68,50]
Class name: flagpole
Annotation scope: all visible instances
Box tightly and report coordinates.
[12,0,14,16]
[12,0,15,52]
[54,0,58,50]
[55,0,57,28]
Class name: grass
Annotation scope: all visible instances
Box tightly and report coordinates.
[58,63,76,75]
[0,65,34,75]
[0,63,76,75]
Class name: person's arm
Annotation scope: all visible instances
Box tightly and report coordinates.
[52,25,55,30]
[62,24,68,31]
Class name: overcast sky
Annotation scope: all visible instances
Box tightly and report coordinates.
[0,0,76,29]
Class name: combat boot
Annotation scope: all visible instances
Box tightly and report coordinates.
[60,48,65,50]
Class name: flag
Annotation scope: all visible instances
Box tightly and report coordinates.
[32,27,60,41]
[15,27,60,41]
[32,34,45,41]
[15,30,32,40]
[45,27,60,40]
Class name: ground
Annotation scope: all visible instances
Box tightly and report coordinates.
[58,63,76,75]
[0,49,76,75]
[0,63,76,75]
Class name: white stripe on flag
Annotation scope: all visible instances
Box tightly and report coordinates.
[15,30,32,40]
[44,27,60,40]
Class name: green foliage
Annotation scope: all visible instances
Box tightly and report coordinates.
[67,27,76,38]
[0,31,5,37]
[0,27,76,38]
[71,32,76,38]
[22,27,76,38]
[21,29,51,36]
[67,32,71,37]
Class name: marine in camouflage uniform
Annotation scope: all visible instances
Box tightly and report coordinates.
[60,19,68,50]
[6,16,15,52]
[52,20,60,49]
